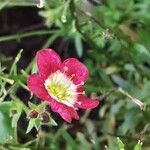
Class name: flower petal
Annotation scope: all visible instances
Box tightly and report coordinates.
[50,99,79,123]
[27,74,50,101]
[75,96,100,109]
[61,58,88,84]
[67,107,79,120]
[77,87,84,93]
[36,49,61,79]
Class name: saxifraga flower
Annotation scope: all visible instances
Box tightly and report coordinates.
[27,49,99,123]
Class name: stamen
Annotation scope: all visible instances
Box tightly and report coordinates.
[79,91,85,95]
[63,66,68,72]
[70,74,76,80]
[71,74,75,77]
[44,70,82,107]
[76,101,82,105]
[72,91,85,95]
[76,81,84,87]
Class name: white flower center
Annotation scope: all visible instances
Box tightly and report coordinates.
[44,70,82,107]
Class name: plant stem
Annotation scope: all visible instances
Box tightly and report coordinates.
[10,49,23,75]
[14,126,19,144]
[0,30,58,42]
[0,75,14,85]
[117,87,146,110]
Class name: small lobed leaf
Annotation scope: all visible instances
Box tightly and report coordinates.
[117,137,125,150]
[26,118,41,134]
[28,101,37,110]
[74,35,83,58]
[11,112,21,128]
[0,111,14,144]
[134,141,142,150]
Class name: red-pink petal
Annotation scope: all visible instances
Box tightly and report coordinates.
[75,96,100,109]
[50,99,79,123]
[61,58,88,85]
[36,49,61,79]
[27,74,50,101]
[67,107,79,120]
[77,87,84,93]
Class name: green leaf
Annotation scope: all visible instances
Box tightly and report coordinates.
[0,111,14,143]
[0,101,23,114]
[31,62,38,74]
[62,132,77,149]
[34,118,41,130]
[11,112,21,128]
[50,117,58,126]
[0,101,14,113]
[0,101,23,129]
[75,35,83,57]
[134,141,142,150]
[77,132,91,150]
[28,101,49,113]
[10,49,23,75]
[26,118,41,134]
[28,102,37,110]
[105,145,111,150]
[117,137,125,150]
[26,119,35,134]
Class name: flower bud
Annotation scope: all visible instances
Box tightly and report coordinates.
[41,112,50,123]
[29,110,38,118]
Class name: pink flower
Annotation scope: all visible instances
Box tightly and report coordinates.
[27,49,99,123]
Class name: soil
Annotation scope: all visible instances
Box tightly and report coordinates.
[0,7,47,68]
[0,7,80,69]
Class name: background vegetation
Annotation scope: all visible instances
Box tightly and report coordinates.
[0,0,150,149]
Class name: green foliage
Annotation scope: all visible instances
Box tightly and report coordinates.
[117,137,125,150]
[106,138,143,150]
[0,112,14,144]
[26,118,41,134]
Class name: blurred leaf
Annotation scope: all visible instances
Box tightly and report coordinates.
[28,101,48,113]
[62,131,77,149]
[134,141,142,150]
[0,101,14,113]
[117,138,125,150]
[77,132,91,150]
[0,101,23,130]
[49,117,58,126]
[133,44,150,63]
[75,35,83,57]
[11,112,21,128]
[119,109,143,134]
[0,111,14,143]
[26,118,41,134]
[105,65,121,75]
[28,101,37,110]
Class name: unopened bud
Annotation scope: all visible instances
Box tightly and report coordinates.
[41,112,50,123]
[29,110,38,118]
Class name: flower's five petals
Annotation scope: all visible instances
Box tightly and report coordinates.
[36,49,61,79]
[50,99,79,123]
[61,58,88,85]
[28,49,100,123]
[75,96,100,109]
[27,74,50,100]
